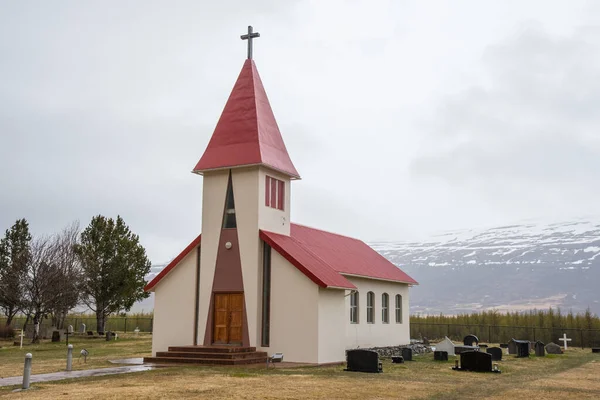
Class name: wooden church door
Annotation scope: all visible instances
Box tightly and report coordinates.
[213,293,243,345]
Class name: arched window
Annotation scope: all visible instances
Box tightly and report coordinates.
[395,294,403,323]
[350,291,359,324]
[367,291,375,323]
[382,293,389,323]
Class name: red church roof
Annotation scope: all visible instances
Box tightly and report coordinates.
[261,224,418,288]
[193,59,300,179]
[145,225,417,292]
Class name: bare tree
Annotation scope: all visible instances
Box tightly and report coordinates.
[23,225,82,343]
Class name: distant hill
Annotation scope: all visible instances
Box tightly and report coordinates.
[371,219,600,316]
[135,219,600,316]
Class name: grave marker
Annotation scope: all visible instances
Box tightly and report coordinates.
[401,347,413,361]
[545,342,563,354]
[345,349,382,373]
[558,333,571,350]
[80,323,86,334]
[452,351,500,373]
[434,337,456,356]
[486,347,502,361]
[534,341,545,357]
[463,334,479,346]
[434,351,448,361]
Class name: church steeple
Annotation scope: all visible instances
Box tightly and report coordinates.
[193,41,300,179]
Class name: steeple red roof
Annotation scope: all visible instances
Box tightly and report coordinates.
[193,59,300,179]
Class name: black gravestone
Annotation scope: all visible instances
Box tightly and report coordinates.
[535,341,545,357]
[515,340,530,357]
[345,350,382,373]
[499,343,508,348]
[106,331,114,341]
[464,335,479,346]
[51,331,61,342]
[592,348,600,353]
[401,347,413,361]
[392,356,404,364]
[486,347,503,361]
[453,351,500,373]
[434,351,448,361]
[508,339,517,354]
[87,331,94,336]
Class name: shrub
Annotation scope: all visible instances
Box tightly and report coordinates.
[0,325,16,339]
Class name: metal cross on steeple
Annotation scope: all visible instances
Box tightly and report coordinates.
[240,25,260,59]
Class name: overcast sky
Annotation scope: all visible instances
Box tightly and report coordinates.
[1,1,599,263]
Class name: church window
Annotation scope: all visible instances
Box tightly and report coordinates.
[367,291,375,323]
[223,172,237,229]
[382,293,389,323]
[395,294,403,323]
[350,291,359,323]
[265,175,285,210]
[261,242,271,346]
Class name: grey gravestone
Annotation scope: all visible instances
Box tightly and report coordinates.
[486,347,503,361]
[106,331,114,341]
[392,356,404,364]
[51,331,61,342]
[345,349,382,373]
[535,341,545,357]
[463,335,479,346]
[401,347,413,361]
[453,351,500,373]
[545,342,563,354]
[508,339,517,355]
[80,323,86,334]
[434,351,448,361]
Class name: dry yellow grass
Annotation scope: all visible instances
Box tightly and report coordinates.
[1,343,599,399]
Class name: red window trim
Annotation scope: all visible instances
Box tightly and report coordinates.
[265,176,271,207]
[277,180,284,210]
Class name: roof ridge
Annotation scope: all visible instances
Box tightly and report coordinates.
[291,222,363,243]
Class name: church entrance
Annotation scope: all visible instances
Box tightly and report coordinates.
[212,293,243,345]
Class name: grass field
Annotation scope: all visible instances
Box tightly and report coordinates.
[1,338,599,399]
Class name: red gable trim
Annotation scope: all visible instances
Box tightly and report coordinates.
[144,234,201,292]
[260,230,356,290]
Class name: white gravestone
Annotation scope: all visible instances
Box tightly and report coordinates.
[559,333,572,350]
[80,323,86,333]
[434,336,456,356]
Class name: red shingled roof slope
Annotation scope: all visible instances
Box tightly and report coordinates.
[193,59,300,179]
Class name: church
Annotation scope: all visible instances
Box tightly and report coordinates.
[145,27,418,365]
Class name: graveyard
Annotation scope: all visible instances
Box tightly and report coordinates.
[1,334,600,399]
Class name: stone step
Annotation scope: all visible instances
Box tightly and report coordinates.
[156,351,267,359]
[167,346,257,353]
[143,356,268,365]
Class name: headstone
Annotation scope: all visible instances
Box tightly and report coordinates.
[508,339,517,355]
[592,348,600,353]
[98,330,105,336]
[51,330,61,342]
[452,351,500,373]
[68,325,74,334]
[486,347,503,361]
[106,331,114,341]
[499,343,508,348]
[558,333,572,350]
[80,323,86,334]
[435,336,456,356]
[516,341,530,357]
[455,345,479,354]
[463,334,479,346]
[545,342,563,355]
[535,341,545,357]
[345,349,382,373]
[391,356,404,364]
[87,330,94,336]
[434,351,448,361]
[401,347,413,361]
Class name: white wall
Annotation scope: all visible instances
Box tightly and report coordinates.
[152,248,198,355]
[318,287,346,363]
[345,276,411,349]
[259,251,319,363]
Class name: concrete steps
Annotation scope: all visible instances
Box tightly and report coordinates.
[144,346,268,366]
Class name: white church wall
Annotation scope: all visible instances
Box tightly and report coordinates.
[345,276,411,349]
[261,251,319,363]
[317,287,346,364]
[152,248,198,355]
[258,167,291,236]
[197,170,229,344]
[232,168,260,346]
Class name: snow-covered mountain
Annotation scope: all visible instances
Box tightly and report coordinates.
[371,219,600,316]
